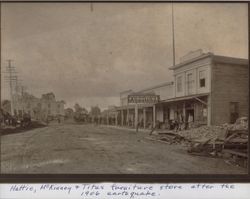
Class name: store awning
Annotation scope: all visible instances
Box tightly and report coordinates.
[158,93,209,105]
[115,103,156,110]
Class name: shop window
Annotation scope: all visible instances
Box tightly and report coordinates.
[199,70,206,88]
[177,76,182,92]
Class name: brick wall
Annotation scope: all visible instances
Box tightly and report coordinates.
[211,63,248,125]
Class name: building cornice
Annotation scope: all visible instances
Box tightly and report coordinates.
[169,53,248,70]
[212,55,248,66]
[169,53,213,70]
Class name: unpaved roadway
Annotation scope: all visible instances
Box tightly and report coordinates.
[1,124,247,174]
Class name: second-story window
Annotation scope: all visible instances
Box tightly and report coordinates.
[187,73,194,95]
[177,76,182,92]
[199,70,206,88]
[48,103,51,108]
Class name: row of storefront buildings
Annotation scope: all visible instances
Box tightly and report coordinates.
[103,50,248,130]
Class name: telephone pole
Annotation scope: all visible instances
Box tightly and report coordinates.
[21,85,26,97]
[12,75,22,95]
[4,60,18,115]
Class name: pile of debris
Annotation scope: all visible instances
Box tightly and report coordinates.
[222,128,248,168]
[186,117,248,168]
[178,126,227,157]
[176,125,227,142]
[146,117,248,168]
[146,125,227,146]
[146,131,185,145]
[222,117,248,131]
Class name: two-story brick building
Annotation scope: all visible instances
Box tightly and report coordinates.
[163,50,248,127]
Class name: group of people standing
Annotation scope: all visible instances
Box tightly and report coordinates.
[172,111,194,131]
[0,109,31,128]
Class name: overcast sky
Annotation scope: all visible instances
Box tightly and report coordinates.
[1,3,248,110]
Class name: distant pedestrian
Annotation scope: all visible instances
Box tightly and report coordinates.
[136,123,139,132]
[174,119,179,132]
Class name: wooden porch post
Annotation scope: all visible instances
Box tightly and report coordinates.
[153,104,156,128]
[135,104,138,131]
[121,109,124,126]
[143,108,146,129]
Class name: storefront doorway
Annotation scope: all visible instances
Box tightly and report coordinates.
[186,109,194,122]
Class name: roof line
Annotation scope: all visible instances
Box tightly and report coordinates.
[137,81,174,93]
[169,52,213,70]
[120,89,133,95]
[212,55,248,66]
[169,52,248,70]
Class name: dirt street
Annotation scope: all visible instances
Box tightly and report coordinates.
[1,124,247,174]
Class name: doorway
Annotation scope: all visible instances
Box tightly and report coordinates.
[186,108,194,124]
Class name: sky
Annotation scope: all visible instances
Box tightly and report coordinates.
[1,3,248,110]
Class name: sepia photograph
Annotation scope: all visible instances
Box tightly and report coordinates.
[0,2,248,174]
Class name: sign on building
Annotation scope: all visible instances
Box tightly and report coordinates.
[128,94,160,104]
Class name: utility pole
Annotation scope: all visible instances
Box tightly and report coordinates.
[20,85,26,113]
[13,75,22,95]
[0,3,1,112]
[172,3,176,66]
[21,85,26,97]
[0,58,2,109]
[4,60,17,115]
[13,75,22,114]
